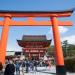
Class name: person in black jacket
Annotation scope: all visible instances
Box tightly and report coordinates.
[4,59,15,75]
[0,61,3,75]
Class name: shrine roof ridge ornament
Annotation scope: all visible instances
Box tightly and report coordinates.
[0,8,74,17]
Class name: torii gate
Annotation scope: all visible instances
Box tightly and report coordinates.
[0,9,74,75]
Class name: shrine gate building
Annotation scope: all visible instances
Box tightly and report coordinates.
[17,35,51,60]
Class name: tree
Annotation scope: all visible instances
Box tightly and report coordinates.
[62,40,68,57]
[67,44,75,56]
[62,40,75,57]
[47,45,54,57]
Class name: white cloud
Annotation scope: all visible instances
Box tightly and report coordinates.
[47,26,68,40]
[61,35,75,44]
[48,26,68,35]
[58,26,68,34]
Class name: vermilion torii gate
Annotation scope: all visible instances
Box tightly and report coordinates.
[0,9,74,75]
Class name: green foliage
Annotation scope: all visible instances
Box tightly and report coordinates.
[62,40,75,57]
[67,44,75,56]
[47,45,54,57]
[62,40,68,57]
[51,59,55,65]
[65,57,75,72]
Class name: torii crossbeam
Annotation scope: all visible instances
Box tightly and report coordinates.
[0,9,74,75]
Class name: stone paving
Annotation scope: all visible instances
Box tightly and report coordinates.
[15,66,75,75]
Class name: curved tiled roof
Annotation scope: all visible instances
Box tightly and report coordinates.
[22,35,47,41]
[17,35,51,47]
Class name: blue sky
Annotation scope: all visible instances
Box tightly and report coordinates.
[0,0,75,51]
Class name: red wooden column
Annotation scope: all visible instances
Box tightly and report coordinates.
[39,53,40,60]
[51,17,66,75]
[0,16,11,64]
[29,50,31,60]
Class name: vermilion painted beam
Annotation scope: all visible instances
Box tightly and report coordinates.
[0,13,72,17]
[10,20,73,26]
[0,20,73,26]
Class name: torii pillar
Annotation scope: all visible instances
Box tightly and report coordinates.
[0,16,11,64]
[51,17,66,75]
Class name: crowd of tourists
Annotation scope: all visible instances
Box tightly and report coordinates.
[0,58,51,75]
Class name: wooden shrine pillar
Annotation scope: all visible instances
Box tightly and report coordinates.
[29,52,31,59]
[51,17,66,75]
[0,16,11,64]
[39,53,40,60]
